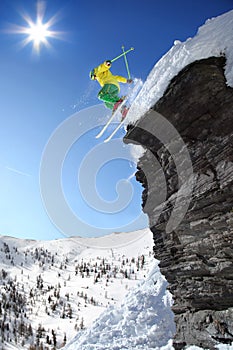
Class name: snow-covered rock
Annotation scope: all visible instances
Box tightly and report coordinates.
[127,9,233,125]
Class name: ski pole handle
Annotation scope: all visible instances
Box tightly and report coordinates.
[111,47,134,63]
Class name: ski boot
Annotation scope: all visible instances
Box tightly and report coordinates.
[112,96,126,114]
[120,106,129,121]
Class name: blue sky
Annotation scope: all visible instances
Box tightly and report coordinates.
[0,0,232,240]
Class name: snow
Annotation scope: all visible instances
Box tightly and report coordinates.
[0,228,155,349]
[187,347,233,350]
[127,9,233,125]
[63,262,175,350]
[63,10,233,350]
[1,9,233,350]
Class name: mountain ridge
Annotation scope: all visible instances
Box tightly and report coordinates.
[0,228,154,349]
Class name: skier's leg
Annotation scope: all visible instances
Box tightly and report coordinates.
[98,84,120,110]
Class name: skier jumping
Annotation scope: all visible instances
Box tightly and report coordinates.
[90,60,132,113]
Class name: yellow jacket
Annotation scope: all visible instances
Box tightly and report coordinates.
[93,61,127,89]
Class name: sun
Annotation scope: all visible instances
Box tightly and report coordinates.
[7,1,64,54]
[26,21,51,48]
[22,18,55,53]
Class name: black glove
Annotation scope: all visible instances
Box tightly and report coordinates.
[127,79,133,83]
[105,60,112,66]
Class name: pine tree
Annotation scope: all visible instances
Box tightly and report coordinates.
[27,323,33,337]
[80,317,85,330]
[52,329,57,347]
[68,304,73,319]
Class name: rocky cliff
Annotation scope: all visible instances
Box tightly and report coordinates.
[124,56,233,349]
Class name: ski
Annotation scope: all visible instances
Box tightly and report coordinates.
[95,102,125,139]
[95,113,116,139]
[103,116,127,143]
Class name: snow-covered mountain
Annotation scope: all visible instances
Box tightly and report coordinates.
[63,9,233,350]
[0,228,155,349]
[2,9,233,350]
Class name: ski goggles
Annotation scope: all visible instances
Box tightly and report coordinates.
[90,69,96,80]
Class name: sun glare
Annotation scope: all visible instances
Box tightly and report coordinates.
[24,19,52,52]
[7,1,63,54]
[28,21,49,43]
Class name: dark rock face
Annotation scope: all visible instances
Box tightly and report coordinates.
[124,57,233,349]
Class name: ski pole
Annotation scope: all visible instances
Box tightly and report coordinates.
[111,47,134,63]
[122,45,131,79]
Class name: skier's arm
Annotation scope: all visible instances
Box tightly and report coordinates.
[115,76,128,83]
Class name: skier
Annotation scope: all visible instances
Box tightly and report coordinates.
[90,60,132,113]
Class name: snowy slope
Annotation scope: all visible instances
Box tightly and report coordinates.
[63,262,175,350]
[63,10,233,350]
[0,228,154,349]
[127,9,233,125]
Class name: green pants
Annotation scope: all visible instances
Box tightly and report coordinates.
[98,84,120,110]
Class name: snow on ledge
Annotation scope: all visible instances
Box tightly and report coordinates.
[127,10,233,124]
